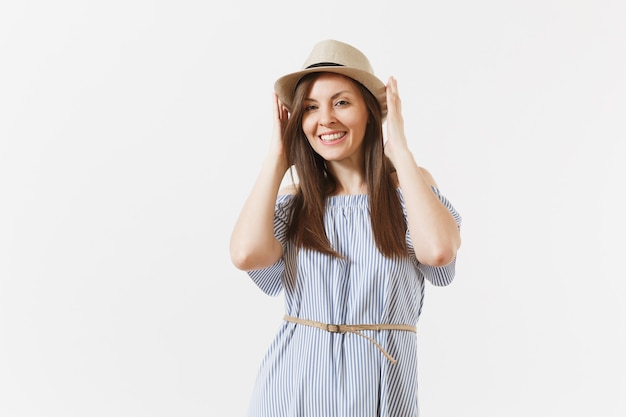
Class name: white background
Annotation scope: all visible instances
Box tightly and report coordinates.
[1,1,625,416]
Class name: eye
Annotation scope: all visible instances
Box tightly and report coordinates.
[304,104,318,112]
[335,99,349,107]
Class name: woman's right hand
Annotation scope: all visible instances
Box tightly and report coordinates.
[270,93,290,170]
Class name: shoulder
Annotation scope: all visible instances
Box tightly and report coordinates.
[274,185,297,221]
[278,183,298,196]
[418,166,439,188]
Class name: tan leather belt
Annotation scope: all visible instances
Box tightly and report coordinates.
[283,315,416,364]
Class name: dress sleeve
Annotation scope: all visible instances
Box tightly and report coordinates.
[403,186,462,286]
[246,195,293,296]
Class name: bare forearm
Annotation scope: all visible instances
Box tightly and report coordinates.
[393,150,461,266]
[230,155,289,270]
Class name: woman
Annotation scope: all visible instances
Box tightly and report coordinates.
[230,39,462,417]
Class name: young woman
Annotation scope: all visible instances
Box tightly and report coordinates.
[230,39,462,417]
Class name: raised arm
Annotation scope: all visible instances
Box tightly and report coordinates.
[229,94,290,271]
[383,77,461,267]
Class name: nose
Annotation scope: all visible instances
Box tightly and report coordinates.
[319,105,336,126]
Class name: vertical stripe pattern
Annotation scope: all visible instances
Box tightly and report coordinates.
[246,188,461,417]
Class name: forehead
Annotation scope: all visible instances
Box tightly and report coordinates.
[306,72,361,96]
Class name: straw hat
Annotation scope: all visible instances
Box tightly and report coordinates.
[274,39,387,117]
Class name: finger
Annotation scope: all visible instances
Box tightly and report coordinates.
[274,97,288,122]
[281,104,289,122]
[387,76,397,93]
[386,76,402,114]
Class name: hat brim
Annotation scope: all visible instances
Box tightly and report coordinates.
[274,66,387,118]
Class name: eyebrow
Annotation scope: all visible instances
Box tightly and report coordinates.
[304,90,352,102]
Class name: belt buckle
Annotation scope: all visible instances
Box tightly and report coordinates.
[326,324,340,333]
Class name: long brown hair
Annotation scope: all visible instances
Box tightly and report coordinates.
[284,73,408,258]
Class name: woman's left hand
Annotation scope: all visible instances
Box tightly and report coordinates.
[383,76,410,165]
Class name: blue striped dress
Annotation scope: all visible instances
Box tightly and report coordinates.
[246,188,462,417]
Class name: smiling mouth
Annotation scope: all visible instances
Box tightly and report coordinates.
[319,132,345,142]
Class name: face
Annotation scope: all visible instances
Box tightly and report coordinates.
[301,73,369,164]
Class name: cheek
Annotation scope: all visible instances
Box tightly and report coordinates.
[301,118,316,140]
[346,115,368,138]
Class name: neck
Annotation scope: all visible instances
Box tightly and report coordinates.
[326,158,367,195]
[332,174,367,196]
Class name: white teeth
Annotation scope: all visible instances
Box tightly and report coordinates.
[320,132,344,142]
